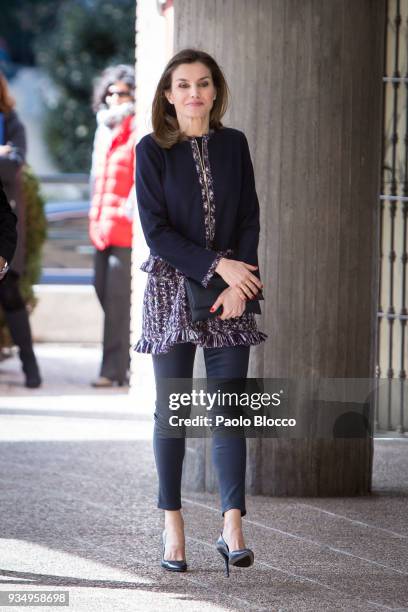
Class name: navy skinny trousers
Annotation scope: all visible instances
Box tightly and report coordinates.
[152,342,250,518]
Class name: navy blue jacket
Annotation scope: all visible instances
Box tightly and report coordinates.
[135,126,260,285]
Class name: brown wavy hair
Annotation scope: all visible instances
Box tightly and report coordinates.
[0,71,15,114]
[152,48,230,149]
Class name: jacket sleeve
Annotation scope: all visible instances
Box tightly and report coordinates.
[0,180,17,263]
[235,133,260,269]
[0,114,26,183]
[135,135,221,286]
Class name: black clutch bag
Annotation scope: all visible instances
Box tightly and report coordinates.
[185,274,264,322]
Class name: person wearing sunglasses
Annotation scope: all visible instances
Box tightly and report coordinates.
[89,65,136,387]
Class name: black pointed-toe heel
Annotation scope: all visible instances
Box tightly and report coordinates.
[216,532,254,577]
[160,529,187,572]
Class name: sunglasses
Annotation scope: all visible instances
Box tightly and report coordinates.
[106,90,132,98]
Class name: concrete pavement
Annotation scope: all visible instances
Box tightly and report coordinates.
[0,344,407,611]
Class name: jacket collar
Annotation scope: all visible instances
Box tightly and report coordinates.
[186,127,215,142]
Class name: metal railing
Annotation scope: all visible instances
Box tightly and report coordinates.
[375,0,408,434]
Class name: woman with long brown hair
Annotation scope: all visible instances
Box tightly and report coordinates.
[0,70,41,388]
[135,49,267,576]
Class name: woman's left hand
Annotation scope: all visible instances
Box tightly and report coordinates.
[210,287,246,320]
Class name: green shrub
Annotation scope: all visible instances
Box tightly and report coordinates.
[20,166,47,305]
[35,0,136,172]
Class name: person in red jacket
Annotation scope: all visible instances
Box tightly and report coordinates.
[89,65,136,387]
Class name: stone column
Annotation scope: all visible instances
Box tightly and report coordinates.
[172,0,385,496]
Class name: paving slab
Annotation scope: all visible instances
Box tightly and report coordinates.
[0,344,407,611]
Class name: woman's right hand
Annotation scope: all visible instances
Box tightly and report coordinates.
[215,257,263,300]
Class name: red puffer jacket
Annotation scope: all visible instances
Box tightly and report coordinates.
[89,114,136,250]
